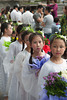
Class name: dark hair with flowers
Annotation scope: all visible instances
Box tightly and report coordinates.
[1,22,10,34]
[21,30,33,51]
[16,24,26,34]
[29,32,44,64]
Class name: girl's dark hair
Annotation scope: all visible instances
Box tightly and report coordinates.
[50,35,66,57]
[21,30,32,51]
[16,24,26,34]
[29,32,44,64]
[62,48,67,59]
[1,22,10,34]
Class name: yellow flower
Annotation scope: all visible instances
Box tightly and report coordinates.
[16,37,18,40]
[12,37,15,39]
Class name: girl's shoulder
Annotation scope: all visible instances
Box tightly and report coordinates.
[17,49,30,59]
[10,40,18,46]
[10,40,22,48]
[42,58,67,68]
[1,36,11,41]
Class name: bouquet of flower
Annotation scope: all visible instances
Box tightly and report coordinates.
[29,56,50,70]
[43,72,67,98]
[29,56,50,77]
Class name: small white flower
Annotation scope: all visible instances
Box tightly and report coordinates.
[61,70,67,79]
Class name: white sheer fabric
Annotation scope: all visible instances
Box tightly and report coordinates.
[22,53,50,99]
[0,36,11,54]
[0,42,6,95]
[8,50,32,100]
[3,40,22,93]
[3,40,22,75]
[38,59,67,94]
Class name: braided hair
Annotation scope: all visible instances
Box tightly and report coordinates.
[21,30,33,51]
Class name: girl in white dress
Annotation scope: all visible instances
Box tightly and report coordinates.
[0,22,12,100]
[38,34,67,100]
[0,42,6,99]
[0,22,12,55]
[3,24,25,76]
[22,32,50,100]
[3,24,27,95]
[8,31,33,100]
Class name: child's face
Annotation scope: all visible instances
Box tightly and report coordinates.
[31,35,44,53]
[24,34,31,47]
[50,39,66,58]
[7,25,13,36]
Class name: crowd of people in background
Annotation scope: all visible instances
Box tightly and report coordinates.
[0,0,67,100]
[0,0,67,36]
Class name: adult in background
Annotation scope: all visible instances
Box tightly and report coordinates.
[49,0,58,18]
[41,6,53,38]
[10,5,18,22]
[33,5,44,31]
[40,0,58,18]
[22,6,34,27]
[16,6,24,22]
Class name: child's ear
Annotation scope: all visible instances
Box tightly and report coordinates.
[4,28,7,33]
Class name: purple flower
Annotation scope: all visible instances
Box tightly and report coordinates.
[43,77,46,80]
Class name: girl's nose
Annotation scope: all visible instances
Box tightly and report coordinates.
[37,43,40,46]
[57,47,60,51]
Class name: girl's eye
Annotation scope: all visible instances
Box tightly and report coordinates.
[53,46,56,48]
[34,41,37,44]
[39,41,41,43]
[60,46,64,48]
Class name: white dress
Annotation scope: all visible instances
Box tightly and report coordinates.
[22,53,50,99]
[8,50,31,100]
[3,40,22,75]
[3,40,22,93]
[0,37,11,96]
[0,42,6,96]
[38,59,67,95]
[0,36,11,55]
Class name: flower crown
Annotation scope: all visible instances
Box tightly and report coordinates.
[20,25,35,33]
[49,33,67,42]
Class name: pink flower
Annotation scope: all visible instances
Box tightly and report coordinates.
[43,77,46,80]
